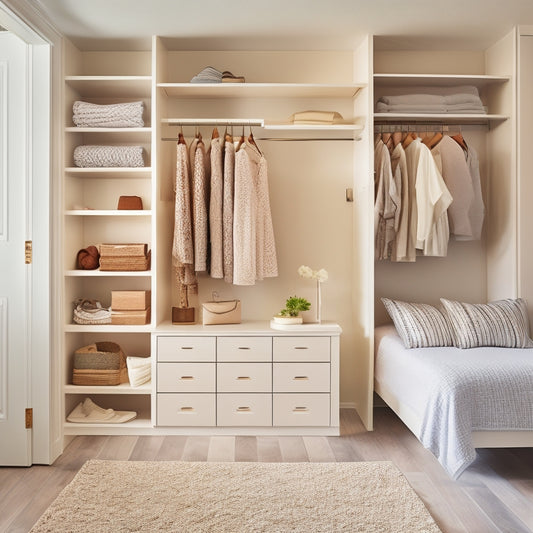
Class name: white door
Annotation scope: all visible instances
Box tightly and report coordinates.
[0,31,31,466]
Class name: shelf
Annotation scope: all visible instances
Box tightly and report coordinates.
[64,383,151,395]
[65,127,152,144]
[158,83,365,99]
[65,167,152,178]
[373,74,510,87]
[65,324,153,332]
[65,210,151,216]
[64,413,153,435]
[65,269,152,277]
[373,113,509,125]
[65,76,152,98]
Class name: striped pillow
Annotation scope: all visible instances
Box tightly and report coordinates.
[440,298,533,349]
[381,298,454,349]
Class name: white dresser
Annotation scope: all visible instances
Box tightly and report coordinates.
[152,322,341,435]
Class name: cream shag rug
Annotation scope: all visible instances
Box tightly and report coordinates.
[30,460,441,532]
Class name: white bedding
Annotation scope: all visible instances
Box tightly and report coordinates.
[375,324,533,478]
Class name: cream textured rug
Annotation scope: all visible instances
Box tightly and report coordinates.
[30,460,441,532]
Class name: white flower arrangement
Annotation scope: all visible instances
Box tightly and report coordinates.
[298,265,328,323]
[298,265,328,283]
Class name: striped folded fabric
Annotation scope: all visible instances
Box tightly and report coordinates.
[381,298,453,349]
[440,298,533,349]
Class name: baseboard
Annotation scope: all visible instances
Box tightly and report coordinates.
[339,402,357,409]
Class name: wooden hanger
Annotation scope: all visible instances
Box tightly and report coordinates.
[451,133,467,150]
[224,124,233,143]
[392,131,402,147]
[212,127,219,139]
[248,126,261,154]
[402,132,414,148]
[423,132,442,149]
[178,132,186,145]
[236,125,245,151]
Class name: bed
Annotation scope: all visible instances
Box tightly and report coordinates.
[374,324,533,478]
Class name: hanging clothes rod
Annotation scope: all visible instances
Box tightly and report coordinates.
[162,118,265,127]
[161,136,357,142]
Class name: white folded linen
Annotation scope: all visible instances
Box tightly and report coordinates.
[126,356,151,387]
[375,102,487,114]
[379,92,483,107]
[73,101,144,128]
[73,145,145,168]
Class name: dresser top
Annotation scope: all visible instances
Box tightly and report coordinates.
[155,320,342,336]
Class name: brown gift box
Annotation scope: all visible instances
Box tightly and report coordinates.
[117,195,143,210]
[111,290,151,311]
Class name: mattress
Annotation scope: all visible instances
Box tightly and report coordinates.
[374,324,533,478]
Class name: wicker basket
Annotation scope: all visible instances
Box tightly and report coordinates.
[72,341,128,386]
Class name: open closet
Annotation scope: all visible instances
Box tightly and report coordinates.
[372,33,515,328]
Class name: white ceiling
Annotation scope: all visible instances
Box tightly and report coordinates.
[32,0,533,51]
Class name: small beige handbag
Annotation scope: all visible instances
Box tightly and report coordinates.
[202,299,241,325]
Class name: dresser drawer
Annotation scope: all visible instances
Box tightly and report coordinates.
[273,337,330,362]
[157,362,215,393]
[273,394,330,426]
[217,363,272,392]
[217,337,272,362]
[217,394,272,426]
[158,336,216,362]
[157,393,215,426]
[273,363,330,393]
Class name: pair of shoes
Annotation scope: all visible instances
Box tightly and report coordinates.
[66,397,137,424]
[190,66,223,83]
[222,70,245,83]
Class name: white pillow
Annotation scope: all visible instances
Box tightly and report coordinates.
[381,298,453,349]
[440,298,533,349]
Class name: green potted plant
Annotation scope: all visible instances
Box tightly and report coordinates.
[273,295,311,325]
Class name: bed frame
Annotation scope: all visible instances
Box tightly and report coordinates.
[375,380,533,448]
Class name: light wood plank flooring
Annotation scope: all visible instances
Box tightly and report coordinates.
[1,407,532,533]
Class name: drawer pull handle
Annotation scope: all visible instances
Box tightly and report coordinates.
[236,376,251,380]
[180,407,194,412]
[238,347,251,350]
[237,406,251,412]
[180,376,194,380]
[180,347,194,350]
[293,376,309,381]
[294,346,309,350]
[293,407,309,412]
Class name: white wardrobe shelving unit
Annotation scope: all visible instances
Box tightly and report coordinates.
[62,44,155,435]
[372,33,516,328]
[56,37,373,439]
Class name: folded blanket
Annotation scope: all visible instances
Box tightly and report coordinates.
[73,101,144,128]
[375,102,487,114]
[73,145,145,168]
[379,93,483,106]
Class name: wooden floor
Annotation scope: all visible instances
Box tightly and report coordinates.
[1,407,532,533]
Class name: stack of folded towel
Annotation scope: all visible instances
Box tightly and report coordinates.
[73,101,144,128]
[190,66,245,83]
[126,356,151,387]
[376,85,487,114]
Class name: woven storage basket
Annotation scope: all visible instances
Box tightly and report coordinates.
[72,341,128,386]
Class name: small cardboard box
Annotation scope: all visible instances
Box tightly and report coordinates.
[111,308,151,325]
[111,290,151,311]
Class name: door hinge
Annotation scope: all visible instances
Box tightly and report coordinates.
[25,241,32,264]
[25,408,33,429]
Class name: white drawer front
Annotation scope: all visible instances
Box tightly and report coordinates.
[217,363,272,392]
[157,362,215,393]
[217,337,272,362]
[158,336,216,362]
[273,394,330,426]
[157,393,215,426]
[273,337,330,362]
[217,394,272,426]
[273,363,330,393]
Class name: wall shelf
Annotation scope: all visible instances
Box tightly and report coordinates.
[65,269,152,277]
[373,74,510,87]
[64,167,152,178]
[64,383,151,395]
[158,82,365,99]
[65,75,152,98]
[373,113,508,124]
[65,210,151,216]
